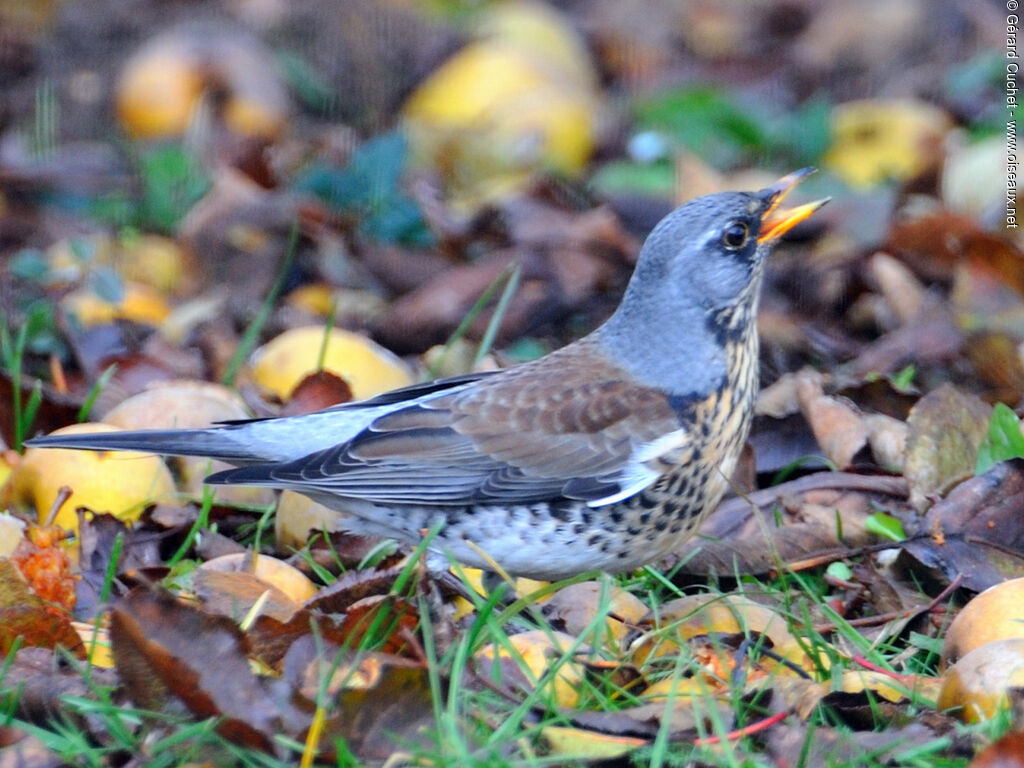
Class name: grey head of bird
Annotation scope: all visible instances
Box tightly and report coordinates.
[596,168,827,397]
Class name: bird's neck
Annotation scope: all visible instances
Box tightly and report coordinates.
[598,282,762,401]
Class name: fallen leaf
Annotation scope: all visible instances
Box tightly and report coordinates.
[542,724,645,760]
[110,588,310,750]
[194,569,303,624]
[970,729,1024,768]
[869,251,927,325]
[822,98,950,188]
[543,580,648,649]
[0,647,118,732]
[797,374,869,469]
[901,459,1024,591]
[903,384,991,511]
[320,664,440,762]
[664,472,910,577]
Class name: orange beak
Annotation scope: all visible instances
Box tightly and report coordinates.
[758,168,830,243]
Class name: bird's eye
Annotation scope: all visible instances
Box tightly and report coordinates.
[721,221,750,250]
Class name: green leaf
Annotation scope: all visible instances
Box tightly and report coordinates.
[889,363,917,392]
[135,143,210,232]
[825,561,853,581]
[632,87,831,170]
[764,93,832,167]
[635,87,766,167]
[276,50,336,114]
[22,299,64,358]
[295,131,433,246]
[865,512,906,542]
[502,337,549,364]
[9,248,50,282]
[588,160,675,197]
[87,265,125,304]
[976,402,1024,474]
[349,131,408,198]
[908,631,943,655]
[362,196,434,247]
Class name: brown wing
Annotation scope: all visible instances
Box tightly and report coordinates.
[212,343,688,506]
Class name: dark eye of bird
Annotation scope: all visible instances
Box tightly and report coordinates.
[721,220,749,250]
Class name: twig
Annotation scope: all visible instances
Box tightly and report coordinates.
[692,709,788,747]
[813,572,963,634]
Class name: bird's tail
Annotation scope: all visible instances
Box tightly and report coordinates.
[24,426,269,464]
[25,405,373,465]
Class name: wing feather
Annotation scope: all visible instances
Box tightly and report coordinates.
[208,342,693,505]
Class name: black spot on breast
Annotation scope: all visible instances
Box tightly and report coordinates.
[549,500,575,522]
[638,494,659,509]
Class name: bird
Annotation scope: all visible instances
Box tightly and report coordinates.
[26,170,827,580]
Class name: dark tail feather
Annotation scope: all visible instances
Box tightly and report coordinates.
[24,428,264,464]
[204,464,275,485]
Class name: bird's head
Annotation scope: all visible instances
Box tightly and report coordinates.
[621,168,828,320]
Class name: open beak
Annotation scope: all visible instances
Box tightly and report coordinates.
[758,167,830,243]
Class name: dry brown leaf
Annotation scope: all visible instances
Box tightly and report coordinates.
[901,459,1024,591]
[903,384,991,512]
[964,332,1024,406]
[199,552,317,604]
[864,413,907,472]
[757,368,821,419]
[869,252,926,325]
[849,303,965,379]
[664,472,909,577]
[797,374,869,469]
[194,569,302,624]
[0,647,119,733]
[319,664,439,762]
[110,588,309,750]
[0,725,62,768]
[542,580,648,649]
[969,729,1024,768]
[767,722,955,768]
[952,237,1024,337]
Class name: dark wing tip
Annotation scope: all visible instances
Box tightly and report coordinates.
[204,465,273,485]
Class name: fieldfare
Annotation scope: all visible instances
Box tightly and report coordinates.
[27,170,827,579]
